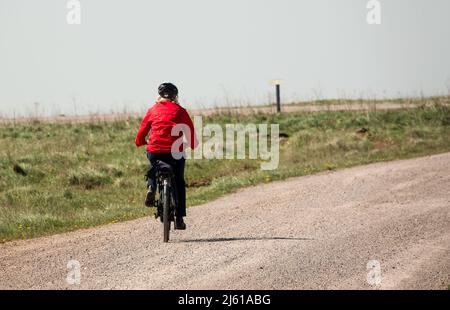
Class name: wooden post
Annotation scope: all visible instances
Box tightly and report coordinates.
[271,80,283,113]
[275,84,281,113]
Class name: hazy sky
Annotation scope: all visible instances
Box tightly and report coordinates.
[1,0,449,117]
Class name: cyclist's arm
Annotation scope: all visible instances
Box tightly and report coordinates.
[135,109,152,147]
[179,109,198,149]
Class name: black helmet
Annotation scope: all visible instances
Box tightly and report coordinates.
[158,83,178,100]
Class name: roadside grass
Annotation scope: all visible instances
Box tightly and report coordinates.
[0,99,449,241]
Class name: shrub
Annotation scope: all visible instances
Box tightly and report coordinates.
[69,168,112,189]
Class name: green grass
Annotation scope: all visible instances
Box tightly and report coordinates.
[0,97,449,241]
[285,95,450,107]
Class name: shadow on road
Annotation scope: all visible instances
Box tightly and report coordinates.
[176,237,314,243]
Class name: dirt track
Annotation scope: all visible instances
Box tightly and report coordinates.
[1,153,449,290]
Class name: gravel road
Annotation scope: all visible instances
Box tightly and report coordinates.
[1,153,449,290]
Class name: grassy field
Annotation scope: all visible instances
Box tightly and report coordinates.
[286,95,450,106]
[0,97,449,241]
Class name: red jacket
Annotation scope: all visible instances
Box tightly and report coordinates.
[135,100,197,153]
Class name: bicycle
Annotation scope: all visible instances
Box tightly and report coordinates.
[153,160,178,243]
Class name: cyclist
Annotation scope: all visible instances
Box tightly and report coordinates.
[135,83,197,230]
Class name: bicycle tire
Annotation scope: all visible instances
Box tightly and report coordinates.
[162,181,170,243]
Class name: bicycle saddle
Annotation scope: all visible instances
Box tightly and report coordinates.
[155,160,174,174]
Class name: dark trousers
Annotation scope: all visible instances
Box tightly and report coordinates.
[146,152,186,217]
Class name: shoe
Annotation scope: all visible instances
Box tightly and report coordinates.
[174,217,186,230]
[144,187,155,207]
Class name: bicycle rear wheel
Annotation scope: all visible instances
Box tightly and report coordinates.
[162,181,170,243]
